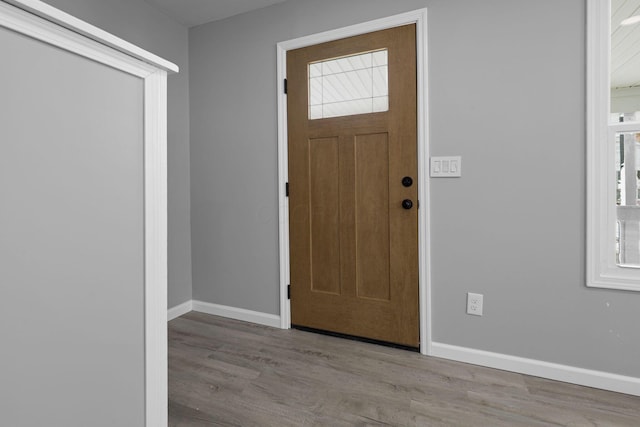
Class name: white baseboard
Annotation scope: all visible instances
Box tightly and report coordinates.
[167,300,193,321]
[167,302,639,396]
[431,342,640,397]
[191,300,281,328]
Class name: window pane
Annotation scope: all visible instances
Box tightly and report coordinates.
[611,0,640,120]
[615,131,640,267]
[308,49,389,120]
[372,96,388,113]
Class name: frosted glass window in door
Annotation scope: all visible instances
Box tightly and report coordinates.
[309,49,388,119]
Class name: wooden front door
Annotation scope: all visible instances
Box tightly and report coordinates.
[287,24,419,348]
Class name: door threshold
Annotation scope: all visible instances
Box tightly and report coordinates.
[292,325,419,352]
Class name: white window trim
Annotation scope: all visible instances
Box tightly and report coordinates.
[587,0,640,291]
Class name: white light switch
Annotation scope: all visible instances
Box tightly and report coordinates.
[431,156,462,177]
[433,160,441,173]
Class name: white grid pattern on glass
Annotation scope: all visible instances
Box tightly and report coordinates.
[309,49,388,120]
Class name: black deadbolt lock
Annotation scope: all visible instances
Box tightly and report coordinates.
[402,199,413,210]
[402,176,413,187]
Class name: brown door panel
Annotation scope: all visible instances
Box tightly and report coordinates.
[288,24,419,347]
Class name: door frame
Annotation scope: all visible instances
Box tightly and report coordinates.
[276,8,432,355]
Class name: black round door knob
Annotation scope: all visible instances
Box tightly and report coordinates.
[402,176,413,187]
[402,199,413,210]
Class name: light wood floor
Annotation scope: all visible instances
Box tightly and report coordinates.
[169,312,640,426]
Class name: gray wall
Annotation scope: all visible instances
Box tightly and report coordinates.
[0,25,144,426]
[190,0,640,378]
[43,0,193,308]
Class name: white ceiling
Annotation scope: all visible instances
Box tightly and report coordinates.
[144,0,288,27]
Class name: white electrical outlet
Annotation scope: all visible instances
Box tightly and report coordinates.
[467,293,483,316]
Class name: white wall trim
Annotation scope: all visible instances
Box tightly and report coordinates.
[431,342,640,397]
[0,1,158,78]
[3,0,178,72]
[168,300,193,321]
[143,69,169,427]
[192,300,281,329]
[169,300,640,396]
[586,0,640,291]
[168,299,640,397]
[276,8,432,355]
[0,2,178,426]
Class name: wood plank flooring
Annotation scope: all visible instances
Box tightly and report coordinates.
[169,312,640,426]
